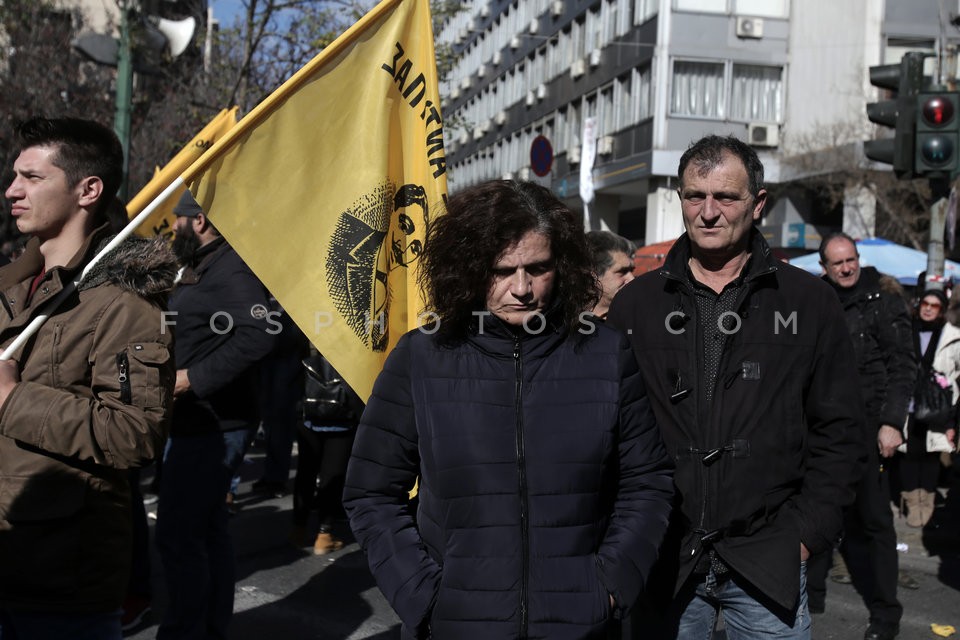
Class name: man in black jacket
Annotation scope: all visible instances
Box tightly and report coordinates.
[155,191,275,640]
[607,135,866,639]
[805,231,917,640]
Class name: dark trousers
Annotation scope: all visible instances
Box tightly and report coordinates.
[156,433,234,640]
[292,426,354,529]
[900,416,942,492]
[807,445,902,626]
[259,352,304,484]
[127,467,152,599]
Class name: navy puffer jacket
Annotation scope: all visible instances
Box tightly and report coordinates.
[343,317,674,639]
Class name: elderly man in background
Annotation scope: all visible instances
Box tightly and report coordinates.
[586,230,636,320]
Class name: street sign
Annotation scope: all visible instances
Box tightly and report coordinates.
[530,135,553,177]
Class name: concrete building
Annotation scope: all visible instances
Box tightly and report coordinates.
[436,0,955,248]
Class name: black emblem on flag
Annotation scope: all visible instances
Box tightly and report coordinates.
[326,182,428,351]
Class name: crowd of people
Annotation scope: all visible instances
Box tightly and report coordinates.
[0,116,955,640]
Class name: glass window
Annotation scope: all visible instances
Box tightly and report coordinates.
[637,65,652,120]
[674,0,725,13]
[556,106,569,150]
[634,0,657,24]
[671,60,725,118]
[600,86,615,135]
[730,64,782,122]
[734,0,788,18]
[569,99,582,147]
[615,74,632,130]
[613,0,629,35]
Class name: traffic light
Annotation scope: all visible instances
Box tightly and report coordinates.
[915,92,960,175]
[864,51,926,178]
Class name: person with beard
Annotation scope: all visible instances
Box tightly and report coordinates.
[901,289,960,527]
[805,231,917,640]
[156,190,275,640]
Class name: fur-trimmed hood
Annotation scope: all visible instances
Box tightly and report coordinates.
[78,235,178,297]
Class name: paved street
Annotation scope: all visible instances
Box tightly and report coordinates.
[127,447,960,640]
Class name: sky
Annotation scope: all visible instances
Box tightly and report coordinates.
[209,0,245,25]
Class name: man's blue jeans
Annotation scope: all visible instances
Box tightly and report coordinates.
[675,563,811,640]
[0,610,121,640]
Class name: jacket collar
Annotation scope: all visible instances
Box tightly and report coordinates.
[660,228,778,288]
[822,265,882,305]
[0,220,112,290]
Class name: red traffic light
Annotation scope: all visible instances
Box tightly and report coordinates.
[921,96,955,127]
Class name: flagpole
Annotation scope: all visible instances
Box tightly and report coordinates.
[180,0,401,185]
[0,177,185,361]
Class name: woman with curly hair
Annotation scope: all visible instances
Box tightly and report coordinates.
[344,180,674,640]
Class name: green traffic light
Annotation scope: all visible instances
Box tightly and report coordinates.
[920,135,954,165]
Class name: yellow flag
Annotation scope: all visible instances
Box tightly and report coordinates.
[181,0,447,400]
[126,107,238,238]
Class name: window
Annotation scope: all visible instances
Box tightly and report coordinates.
[634,0,657,24]
[730,64,782,122]
[615,66,652,130]
[671,60,725,118]
[674,0,725,13]
[599,85,615,135]
[671,59,783,122]
[734,0,789,18]
[884,38,936,66]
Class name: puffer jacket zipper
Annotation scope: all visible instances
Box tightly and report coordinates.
[513,335,529,639]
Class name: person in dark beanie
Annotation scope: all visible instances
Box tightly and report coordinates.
[155,190,275,640]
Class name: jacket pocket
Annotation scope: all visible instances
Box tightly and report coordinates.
[122,342,172,408]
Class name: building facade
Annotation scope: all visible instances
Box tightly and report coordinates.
[437,0,955,248]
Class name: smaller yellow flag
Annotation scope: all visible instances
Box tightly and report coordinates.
[126,107,238,238]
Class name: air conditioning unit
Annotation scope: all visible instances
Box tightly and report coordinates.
[536,83,548,100]
[747,122,779,147]
[450,86,460,99]
[495,110,508,126]
[735,16,764,39]
[597,135,614,156]
[528,18,539,34]
[477,64,487,78]
[510,35,522,50]
[502,171,515,180]
[588,48,602,68]
[480,5,490,17]
[567,144,581,165]
[460,76,472,90]
[570,58,586,79]
[525,91,536,107]
[492,51,502,66]
[458,28,468,40]
[518,167,531,181]
[551,0,565,17]
[458,130,469,144]
[473,126,485,141]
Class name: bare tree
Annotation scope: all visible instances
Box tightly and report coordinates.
[779,114,934,251]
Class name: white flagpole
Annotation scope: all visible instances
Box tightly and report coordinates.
[0,176,186,361]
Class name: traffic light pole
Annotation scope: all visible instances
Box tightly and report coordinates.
[114,0,133,202]
[925,177,951,292]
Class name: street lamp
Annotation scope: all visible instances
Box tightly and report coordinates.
[72,2,196,200]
